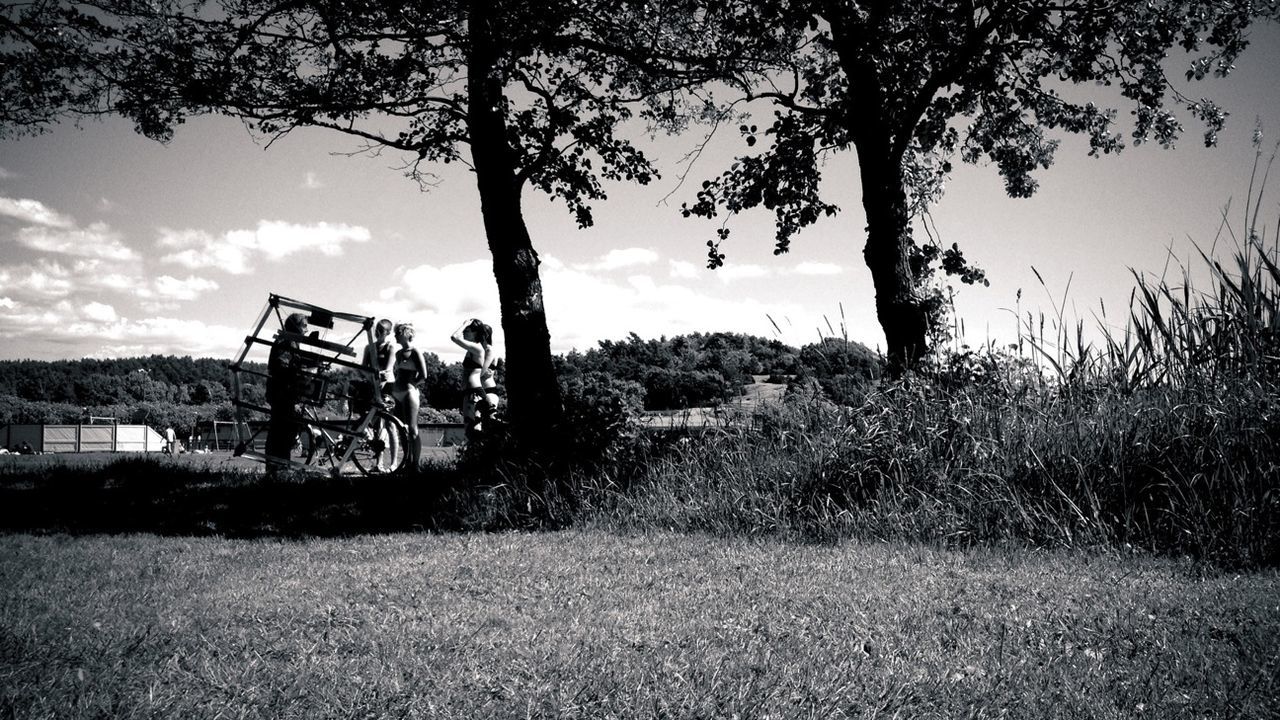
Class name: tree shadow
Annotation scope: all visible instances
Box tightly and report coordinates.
[0,456,475,538]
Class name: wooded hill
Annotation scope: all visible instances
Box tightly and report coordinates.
[0,333,880,433]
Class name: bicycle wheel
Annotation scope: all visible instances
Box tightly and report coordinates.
[351,410,408,475]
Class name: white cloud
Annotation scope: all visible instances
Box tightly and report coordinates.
[0,167,17,180]
[0,197,74,228]
[82,301,119,323]
[158,228,251,274]
[302,172,324,190]
[0,258,152,301]
[15,222,137,260]
[0,299,76,338]
[86,316,244,357]
[94,272,145,292]
[159,220,371,274]
[541,263,808,352]
[362,259,500,357]
[361,254,827,359]
[0,261,76,299]
[794,261,843,275]
[257,220,369,258]
[150,275,220,301]
[0,296,243,357]
[716,264,770,282]
[573,247,659,271]
[669,260,700,279]
[0,256,215,313]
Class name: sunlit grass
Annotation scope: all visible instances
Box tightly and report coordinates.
[3,531,1277,719]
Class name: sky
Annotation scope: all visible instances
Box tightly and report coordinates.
[1,21,1279,366]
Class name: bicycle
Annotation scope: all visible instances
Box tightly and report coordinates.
[230,295,414,477]
[234,395,409,476]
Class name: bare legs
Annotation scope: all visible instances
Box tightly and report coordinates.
[394,384,421,471]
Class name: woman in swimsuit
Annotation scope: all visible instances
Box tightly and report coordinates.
[450,318,498,436]
[391,322,428,471]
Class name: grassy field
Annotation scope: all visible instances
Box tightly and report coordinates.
[2,530,1277,719]
[3,156,1278,719]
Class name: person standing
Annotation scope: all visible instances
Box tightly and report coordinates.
[358,318,396,472]
[451,318,499,437]
[391,322,428,471]
[265,312,310,473]
[362,318,395,392]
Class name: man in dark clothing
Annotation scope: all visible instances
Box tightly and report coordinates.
[265,312,310,471]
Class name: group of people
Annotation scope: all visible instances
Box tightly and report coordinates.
[262,311,500,473]
[0,441,36,455]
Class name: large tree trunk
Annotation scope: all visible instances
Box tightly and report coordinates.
[466,1,564,436]
[827,10,931,372]
[856,136,930,371]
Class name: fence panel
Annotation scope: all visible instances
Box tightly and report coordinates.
[80,425,115,452]
[43,425,80,453]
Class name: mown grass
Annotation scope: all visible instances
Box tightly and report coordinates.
[3,531,1277,719]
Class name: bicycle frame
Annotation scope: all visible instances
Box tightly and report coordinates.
[230,294,399,475]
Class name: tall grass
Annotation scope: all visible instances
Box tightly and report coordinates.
[573,149,1280,568]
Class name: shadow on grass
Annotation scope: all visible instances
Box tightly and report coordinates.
[0,456,480,537]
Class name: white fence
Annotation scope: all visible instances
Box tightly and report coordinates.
[1,424,166,453]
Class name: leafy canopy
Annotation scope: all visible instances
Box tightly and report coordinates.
[1,0,667,227]
[671,0,1275,259]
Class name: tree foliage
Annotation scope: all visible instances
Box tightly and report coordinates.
[0,0,685,440]
[655,0,1277,366]
[555,331,860,410]
[0,356,233,405]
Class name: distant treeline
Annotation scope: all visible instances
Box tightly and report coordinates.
[0,333,881,434]
[555,331,879,410]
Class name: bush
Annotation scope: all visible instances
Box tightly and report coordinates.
[452,371,647,527]
[642,367,732,410]
[797,337,881,382]
[417,405,462,424]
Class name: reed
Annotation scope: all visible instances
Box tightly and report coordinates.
[577,147,1280,568]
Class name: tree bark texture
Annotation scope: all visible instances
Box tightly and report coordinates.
[856,136,929,371]
[466,1,564,434]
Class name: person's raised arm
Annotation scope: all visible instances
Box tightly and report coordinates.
[451,319,482,354]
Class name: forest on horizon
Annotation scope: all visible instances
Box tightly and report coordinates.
[0,331,880,435]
